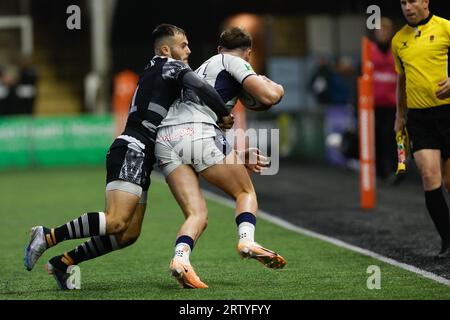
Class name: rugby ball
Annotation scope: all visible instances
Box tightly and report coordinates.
[238,90,272,112]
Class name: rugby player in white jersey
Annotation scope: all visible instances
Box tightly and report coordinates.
[155,27,286,289]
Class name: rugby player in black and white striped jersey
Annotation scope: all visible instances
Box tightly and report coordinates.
[23,24,234,289]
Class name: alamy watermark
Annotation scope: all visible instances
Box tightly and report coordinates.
[66,5,81,30]
[366,265,381,290]
[66,265,81,289]
[366,5,381,30]
[225,128,279,176]
[157,124,280,176]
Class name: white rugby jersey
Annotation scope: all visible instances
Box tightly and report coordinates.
[159,53,256,128]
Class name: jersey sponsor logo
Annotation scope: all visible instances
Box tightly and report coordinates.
[401,41,409,49]
[157,127,195,142]
[244,63,253,71]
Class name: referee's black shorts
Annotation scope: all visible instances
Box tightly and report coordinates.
[407,104,450,160]
[106,137,155,192]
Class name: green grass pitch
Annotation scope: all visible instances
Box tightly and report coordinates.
[1,166,450,299]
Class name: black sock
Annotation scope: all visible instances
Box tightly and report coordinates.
[425,186,450,244]
[44,212,106,247]
[49,235,120,272]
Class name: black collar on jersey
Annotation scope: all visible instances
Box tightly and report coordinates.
[407,13,433,28]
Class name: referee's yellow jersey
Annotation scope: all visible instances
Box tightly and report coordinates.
[392,15,450,109]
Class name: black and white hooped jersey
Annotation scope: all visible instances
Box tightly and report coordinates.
[122,56,190,147]
[159,53,256,128]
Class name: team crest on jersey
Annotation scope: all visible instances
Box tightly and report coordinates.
[430,35,435,42]
[401,41,408,49]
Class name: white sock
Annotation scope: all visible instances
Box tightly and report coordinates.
[238,222,255,243]
[174,243,191,264]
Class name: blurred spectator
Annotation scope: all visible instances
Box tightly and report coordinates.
[370,17,397,180]
[0,66,17,116]
[330,56,357,106]
[0,66,7,115]
[16,56,38,115]
[0,57,38,116]
[310,55,334,104]
[311,55,357,107]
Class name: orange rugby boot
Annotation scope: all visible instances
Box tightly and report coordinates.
[169,259,208,289]
[237,241,286,269]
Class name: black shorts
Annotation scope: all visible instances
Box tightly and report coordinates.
[106,137,155,192]
[406,104,450,160]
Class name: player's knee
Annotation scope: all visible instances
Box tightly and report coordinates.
[421,172,441,190]
[200,217,208,232]
[118,231,141,247]
[233,187,254,199]
[106,217,130,234]
[185,204,208,220]
[191,212,208,230]
[250,189,257,202]
[241,189,258,206]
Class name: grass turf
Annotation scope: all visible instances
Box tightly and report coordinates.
[1,166,450,299]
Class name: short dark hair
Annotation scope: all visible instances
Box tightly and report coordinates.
[218,27,252,50]
[152,23,186,47]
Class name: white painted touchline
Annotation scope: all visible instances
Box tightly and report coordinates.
[153,172,450,287]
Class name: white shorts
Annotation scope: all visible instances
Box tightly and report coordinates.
[155,123,232,177]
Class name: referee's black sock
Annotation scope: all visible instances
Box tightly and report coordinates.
[49,235,120,273]
[425,186,450,246]
[44,212,107,247]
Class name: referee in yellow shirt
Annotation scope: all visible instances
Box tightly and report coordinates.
[392,0,450,259]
